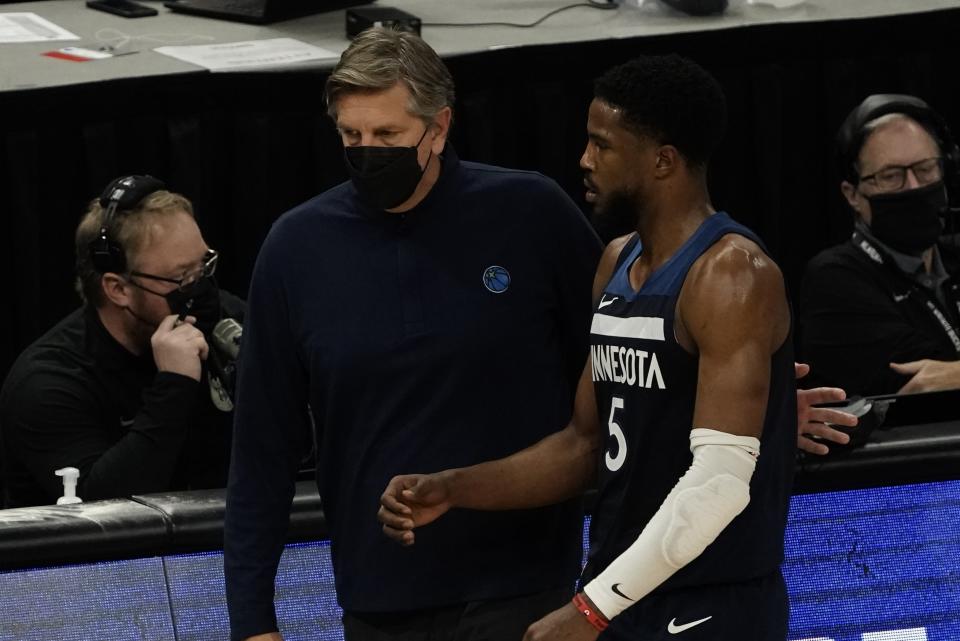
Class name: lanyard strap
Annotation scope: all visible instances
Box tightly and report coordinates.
[853,232,960,355]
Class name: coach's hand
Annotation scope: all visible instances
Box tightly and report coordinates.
[378,473,452,546]
[523,603,599,641]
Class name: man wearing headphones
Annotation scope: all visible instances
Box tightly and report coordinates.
[800,95,960,396]
[0,176,244,508]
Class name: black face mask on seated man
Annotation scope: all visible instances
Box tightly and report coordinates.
[344,127,431,210]
[166,275,221,337]
[867,181,948,256]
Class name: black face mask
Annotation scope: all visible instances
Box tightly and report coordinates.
[166,275,221,336]
[344,127,431,210]
[867,181,948,256]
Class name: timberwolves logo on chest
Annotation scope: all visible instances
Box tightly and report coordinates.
[483,265,511,294]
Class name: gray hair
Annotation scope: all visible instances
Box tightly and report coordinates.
[860,113,938,154]
[854,112,940,175]
[325,28,455,124]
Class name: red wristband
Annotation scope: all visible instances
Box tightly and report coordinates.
[572,592,609,632]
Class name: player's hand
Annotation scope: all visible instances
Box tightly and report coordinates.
[523,602,600,641]
[891,359,960,394]
[242,634,283,641]
[378,473,452,546]
[151,314,209,382]
[795,363,857,455]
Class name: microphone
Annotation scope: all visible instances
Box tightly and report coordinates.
[212,318,242,361]
[208,318,242,412]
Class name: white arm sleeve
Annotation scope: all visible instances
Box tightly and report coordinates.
[582,428,759,620]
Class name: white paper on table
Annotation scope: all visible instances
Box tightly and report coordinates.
[0,13,79,43]
[154,38,339,71]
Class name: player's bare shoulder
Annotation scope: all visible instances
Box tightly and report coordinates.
[687,232,785,301]
[678,231,789,351]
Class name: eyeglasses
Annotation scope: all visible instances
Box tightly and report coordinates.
[129,249,218,295]
[859,157,944,193]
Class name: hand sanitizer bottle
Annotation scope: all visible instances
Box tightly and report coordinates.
[55,467,83,505]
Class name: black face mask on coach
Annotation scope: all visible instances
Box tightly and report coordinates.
[343,127,431,210]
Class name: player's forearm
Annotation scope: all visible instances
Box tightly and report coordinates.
[444,424,598,511]
[584,429,759,620]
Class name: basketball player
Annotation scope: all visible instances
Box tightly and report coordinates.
[378,54,797,640]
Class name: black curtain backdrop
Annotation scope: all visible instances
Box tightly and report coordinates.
[3,8,960,380]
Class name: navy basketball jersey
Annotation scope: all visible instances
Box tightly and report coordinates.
[581,212,797,592]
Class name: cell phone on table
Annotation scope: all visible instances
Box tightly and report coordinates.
[86,0,159,18]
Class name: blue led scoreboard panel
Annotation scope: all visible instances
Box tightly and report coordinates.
[783,481,960,641]
[0,557,175,640]
[1,480,958,640]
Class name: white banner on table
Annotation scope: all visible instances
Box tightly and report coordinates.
[154,38,339,71]
[0,13,79,43]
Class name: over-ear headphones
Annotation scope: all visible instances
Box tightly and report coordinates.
[88,175,166,274]
[835,94,960,195]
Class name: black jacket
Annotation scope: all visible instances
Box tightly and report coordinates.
[799,234,960,396]
[0,292,245,508]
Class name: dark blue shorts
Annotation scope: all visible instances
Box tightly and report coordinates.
[600,571,788,641]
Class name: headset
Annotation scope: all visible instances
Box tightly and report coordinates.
[87,175,166,274]
[835,94,960,194]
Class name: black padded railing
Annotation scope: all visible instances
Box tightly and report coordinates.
[0,481,325,571]
[1,408,958,571]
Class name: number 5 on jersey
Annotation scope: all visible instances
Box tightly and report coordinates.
[606,396,627,471]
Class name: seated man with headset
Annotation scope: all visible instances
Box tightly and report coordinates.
[800,95,960,397]
[0,176,244,508]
